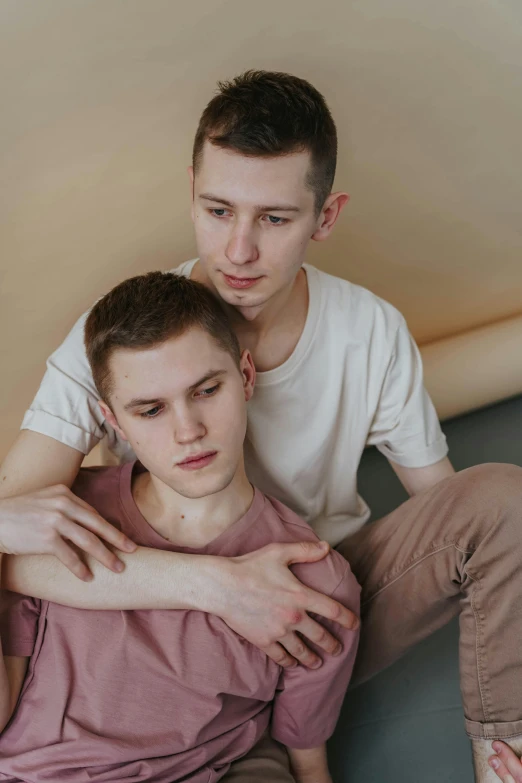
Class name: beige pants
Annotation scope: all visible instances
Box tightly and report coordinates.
[338,463,522,740]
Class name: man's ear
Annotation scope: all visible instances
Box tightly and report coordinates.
[240,350,256,403]
[98,400,128,442]
[311,192,350,242]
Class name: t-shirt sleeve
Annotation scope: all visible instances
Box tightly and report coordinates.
[21,312,106,455]
[366,315,448,468]
[0,592,41,658]
[270,566,361,749]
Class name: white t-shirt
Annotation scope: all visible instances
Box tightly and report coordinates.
[22,260,447,545]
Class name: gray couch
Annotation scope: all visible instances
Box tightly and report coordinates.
[327,395,522,782]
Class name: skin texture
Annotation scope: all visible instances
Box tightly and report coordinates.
[391,457,454,495]
[0,437,135,577]
[190,143,345,317]
[489,741,522,782]
[288,744,332,783]
[473,738,522,783]
[189,144,348,372]
[99,332,256,540]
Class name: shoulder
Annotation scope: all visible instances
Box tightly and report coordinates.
[308,264,406,343]
[165,258,198,278]
[49,261,196,359]
[262,495,356,600]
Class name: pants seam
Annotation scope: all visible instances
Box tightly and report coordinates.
[361,541,475,607]
[469,575,493,724]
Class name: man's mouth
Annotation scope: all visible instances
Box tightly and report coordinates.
[222,273,262,290]
[176,451,217,471]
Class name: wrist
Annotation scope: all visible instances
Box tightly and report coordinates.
[181,554,231,614]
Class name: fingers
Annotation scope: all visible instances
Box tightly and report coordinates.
[261,642,299,669]
[283,540,330,566]
[277,631,322,669]
[53,538,93,582]
[296,615,343,656]
[491,742,522,782]
[57,517,126,574]
[278,542,359,629]
[304,588,359,630]
[59,494,136,553]
[489,756,516,783]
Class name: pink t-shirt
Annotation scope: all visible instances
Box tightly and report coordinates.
[0,462,360,783]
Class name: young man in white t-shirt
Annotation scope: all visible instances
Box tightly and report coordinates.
[1,70,521,781]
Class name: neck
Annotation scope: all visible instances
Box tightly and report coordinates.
[192,263,309,371]
[132,460,254,548]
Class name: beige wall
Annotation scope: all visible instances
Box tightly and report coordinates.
[1,0,522,459]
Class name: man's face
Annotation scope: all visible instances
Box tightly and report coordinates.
[101,328,253,500]
[191,142,320,312]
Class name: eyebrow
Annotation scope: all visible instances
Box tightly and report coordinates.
[199,193,301,213]
[187,369,228,392]
[123,369,228,411]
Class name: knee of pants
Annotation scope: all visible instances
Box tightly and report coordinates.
[451,462,521,500]
[451,462,522,538]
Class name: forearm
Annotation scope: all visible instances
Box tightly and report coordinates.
[287,745,332,783]
[1,548,228,612]
[391,455,455,496]
[0,431,83,499]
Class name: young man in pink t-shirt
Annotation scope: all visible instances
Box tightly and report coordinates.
[0,272,360,783]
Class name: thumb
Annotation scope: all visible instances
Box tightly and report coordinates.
[284,540,330,566]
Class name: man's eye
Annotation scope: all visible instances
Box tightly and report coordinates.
[196,384,220,398]
[210,209,229,218]
[264,215,287,225]
[140,405,163,418]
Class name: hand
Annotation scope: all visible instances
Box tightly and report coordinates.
[217,540,359,668]
[489,741,522,781]
[0,485,136,580]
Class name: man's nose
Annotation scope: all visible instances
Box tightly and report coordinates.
[174,410,206,445]
[225,223,259,266]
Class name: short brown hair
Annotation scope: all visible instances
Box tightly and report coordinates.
[84,272,241,403]
[193,70,337,214]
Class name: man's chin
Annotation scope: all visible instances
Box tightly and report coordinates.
[171,473,235,500]
[216,284,273,313]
